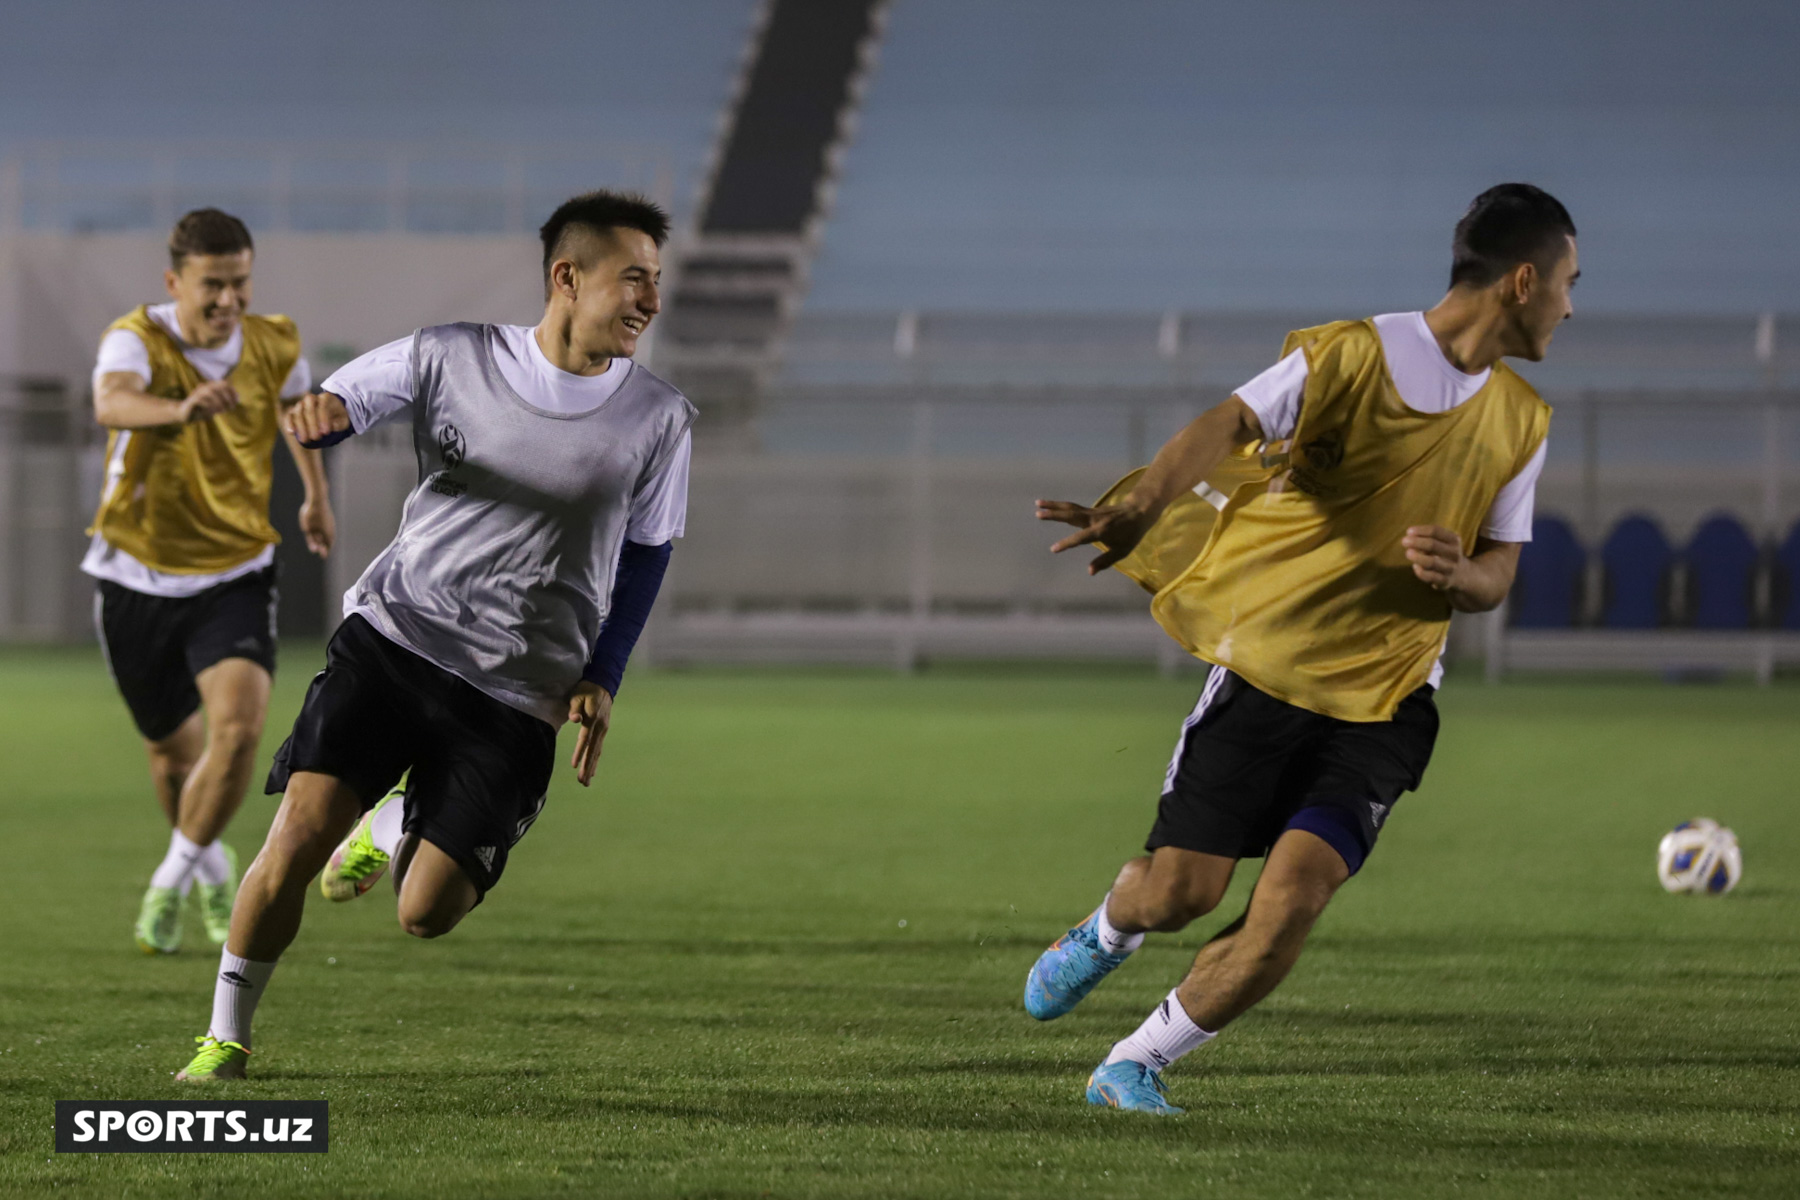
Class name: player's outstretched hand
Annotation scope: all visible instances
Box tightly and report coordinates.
[1402,524,1467,591]
[282,391,352,448]
[1035,497,1159,575]
[179,380,240,423]
[566,680,614,788]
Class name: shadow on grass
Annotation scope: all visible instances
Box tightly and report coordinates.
[564,1082,1800,1174]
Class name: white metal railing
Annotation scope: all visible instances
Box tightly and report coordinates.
[775,310,1795,393]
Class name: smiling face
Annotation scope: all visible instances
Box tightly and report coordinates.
[163,250,253,349]
[549,226,662,367]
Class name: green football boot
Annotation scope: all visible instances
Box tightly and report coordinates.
[176,1034,249,1082]
[193,843,239,946]
[134,884,183,955]
[320,786,399,902]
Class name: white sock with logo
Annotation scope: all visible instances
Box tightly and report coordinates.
[150,829,207,891]
[1095,893,1146,956]
[209,950,277,1048]
[370,793,407,857]
[1104,988,1216,1070]
[191,840,232,887]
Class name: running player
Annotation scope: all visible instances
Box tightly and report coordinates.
[1026,184,1575,1113]
[174,190,692,1081]
[89,208,334,956]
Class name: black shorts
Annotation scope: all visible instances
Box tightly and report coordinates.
[267,614,555,899]
[95,566,279,741]
[1146,666,1439,873]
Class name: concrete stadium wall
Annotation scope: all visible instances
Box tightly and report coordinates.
[0,232,544,386]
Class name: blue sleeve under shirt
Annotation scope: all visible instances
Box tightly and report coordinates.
[582,539,672,696]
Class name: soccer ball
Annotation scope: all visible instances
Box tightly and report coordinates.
[1656,819,1742,895]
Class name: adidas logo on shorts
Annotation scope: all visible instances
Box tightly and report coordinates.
[473,846,497,871]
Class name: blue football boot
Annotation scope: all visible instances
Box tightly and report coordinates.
[1023,908,1130,1020]
[1086,1059,1184,1114]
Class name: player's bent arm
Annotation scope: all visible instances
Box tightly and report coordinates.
[92,372,236,429]
[1122,395,1265,520]
[1403,527,1520,613]
[1447,538,1523,613]
[282,391,354,448]
[1035,396,1264,574]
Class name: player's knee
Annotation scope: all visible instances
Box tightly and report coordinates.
[395,883,471,940]
[397,908,461,939]
[208,717,264,761]
[1255,877,1334,938]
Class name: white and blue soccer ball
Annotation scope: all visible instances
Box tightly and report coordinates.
[1656,818,1742,896]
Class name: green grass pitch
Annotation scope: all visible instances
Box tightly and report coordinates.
[1,645,1797,1198]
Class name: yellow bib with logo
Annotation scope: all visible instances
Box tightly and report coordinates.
[1105,319,1549,722]
[89,306,301,574]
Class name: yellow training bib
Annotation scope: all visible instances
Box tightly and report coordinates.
[1112,319,1549,721]
[89,307,301,574]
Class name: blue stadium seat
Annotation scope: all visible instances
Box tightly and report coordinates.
[1599,515,1673,629]
[1509,515,1585,627]
[1775,523,1800,629]
[1683,514,1759,629]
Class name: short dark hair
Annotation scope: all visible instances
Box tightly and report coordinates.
[539,190,670,288]
[1450,184,1576,288]
[168,208,253,270]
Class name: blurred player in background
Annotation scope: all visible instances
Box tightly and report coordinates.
[175,190,692,1082]
[1028,184,1575,1112]
[88,208,333,957]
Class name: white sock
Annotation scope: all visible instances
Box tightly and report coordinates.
[150,830,207,891]
[1105,988,1216,1071]
[191,840,231,887]
[1096,893,1146,956]
[370,792,407,857]
[209,950,277,1048]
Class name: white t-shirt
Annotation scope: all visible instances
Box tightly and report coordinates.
[322,323,689,544]
[1231,311,1550,688]
[83,303,313,597]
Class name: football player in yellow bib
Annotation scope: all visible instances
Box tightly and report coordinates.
[1025,184,1577,1114]
[86,209,335,956]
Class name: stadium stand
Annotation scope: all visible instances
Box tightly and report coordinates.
[1773,522,1800,630]
[1600,515,1674,630]
[1684,513,1761,629]
[1509,515,1586,628]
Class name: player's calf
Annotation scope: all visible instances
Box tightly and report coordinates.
[1106,846,1235,932]
[171,775,360,1081]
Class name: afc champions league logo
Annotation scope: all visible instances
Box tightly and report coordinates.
[429,423,469,497]
[438,424,467,471]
